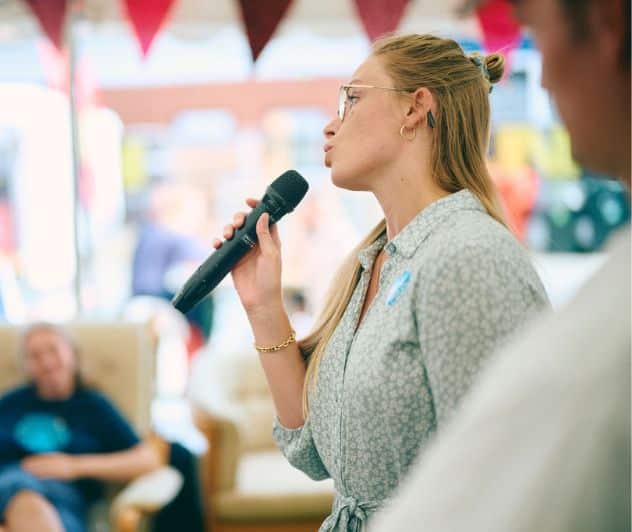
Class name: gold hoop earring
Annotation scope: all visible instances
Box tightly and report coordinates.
[399,125,417,141]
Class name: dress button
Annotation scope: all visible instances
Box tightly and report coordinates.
[385,243,396,255]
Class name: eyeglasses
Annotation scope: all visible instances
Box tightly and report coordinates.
[338,84,411,122]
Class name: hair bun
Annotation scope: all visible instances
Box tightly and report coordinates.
[484,53,505,84]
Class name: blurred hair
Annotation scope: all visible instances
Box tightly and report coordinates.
[299,33,508,415]
[560,0,630,65]
[20,322,84,388]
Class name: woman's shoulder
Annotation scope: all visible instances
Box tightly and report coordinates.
[419,210,539,285]
[427,209,525,261]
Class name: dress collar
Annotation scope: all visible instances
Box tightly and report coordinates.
[357,189,485,267]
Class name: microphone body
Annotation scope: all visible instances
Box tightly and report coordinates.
[172,170,308,314]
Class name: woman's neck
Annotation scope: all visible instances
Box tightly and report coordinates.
[373,171,449,241]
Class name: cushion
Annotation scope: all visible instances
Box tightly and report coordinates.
[189,349,277,451]
[213,450,334,521]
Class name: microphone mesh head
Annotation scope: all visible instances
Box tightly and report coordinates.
[269,170,309,210]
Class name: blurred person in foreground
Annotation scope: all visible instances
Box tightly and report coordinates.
[0,323,161,532]
[214,33,549,531]
[371,1,630,531]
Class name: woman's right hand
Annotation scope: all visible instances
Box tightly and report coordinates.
[213,198,284,316]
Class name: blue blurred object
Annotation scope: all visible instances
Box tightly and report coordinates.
[527,176,630,252]
[14,413,71,453]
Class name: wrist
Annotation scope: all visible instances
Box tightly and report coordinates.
[247,304,294,347]
[246,299,286,324]
[255,328,296,353]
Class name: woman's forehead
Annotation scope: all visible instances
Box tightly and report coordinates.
[351,56,389,84]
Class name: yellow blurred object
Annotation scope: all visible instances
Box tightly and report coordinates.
[495,125,535,172]
[494,124,579,179]
[533,126,580,179]
[122,138,148,192]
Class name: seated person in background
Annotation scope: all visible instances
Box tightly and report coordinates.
[0,323,161,532]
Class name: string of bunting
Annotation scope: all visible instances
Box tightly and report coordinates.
[20,0,523,62]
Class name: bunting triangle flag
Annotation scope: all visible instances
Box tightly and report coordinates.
[476,0,522,53]
[123,0,177,57]
[23,0,68,50]
[353,0,410,42]
[237,0,294,62]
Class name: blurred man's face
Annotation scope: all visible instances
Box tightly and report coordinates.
[24,328,76,400]
[514,0,630,180]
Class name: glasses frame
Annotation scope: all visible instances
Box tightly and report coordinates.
[338,84,411,122]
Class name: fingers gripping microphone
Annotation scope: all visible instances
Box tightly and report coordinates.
[172,170,309,314]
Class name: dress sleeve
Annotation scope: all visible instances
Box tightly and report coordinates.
[417,240,547,426]
[272,417,330,481]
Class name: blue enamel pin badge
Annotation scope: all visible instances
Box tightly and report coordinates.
[387,270,411,306]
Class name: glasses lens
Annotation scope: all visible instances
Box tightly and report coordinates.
[338,86,346,121]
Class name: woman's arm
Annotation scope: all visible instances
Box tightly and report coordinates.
[418,238,547,426]
[22,442,162,483]
[247,302,306,428]
[218,203,307,428]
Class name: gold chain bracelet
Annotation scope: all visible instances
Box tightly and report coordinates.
[254,329,296,353]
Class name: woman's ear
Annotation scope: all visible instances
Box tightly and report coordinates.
[403,87,434,129]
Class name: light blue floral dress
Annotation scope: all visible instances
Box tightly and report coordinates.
[273,190,549,531]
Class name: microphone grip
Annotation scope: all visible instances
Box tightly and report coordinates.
[172,200,271,313]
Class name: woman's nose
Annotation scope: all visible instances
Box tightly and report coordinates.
[323,116,340,139]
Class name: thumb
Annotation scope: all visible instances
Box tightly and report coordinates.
[256,213,276,254]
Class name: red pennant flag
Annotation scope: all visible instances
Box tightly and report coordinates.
[237,0,293,62]
[353,0,410,42]
[476,0,521,53]
[22,0,68,50]
[123,0,176,57]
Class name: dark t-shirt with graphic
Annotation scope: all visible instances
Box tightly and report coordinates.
[0,384,140,504]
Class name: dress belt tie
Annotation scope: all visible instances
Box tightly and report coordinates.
[321,494,380,532]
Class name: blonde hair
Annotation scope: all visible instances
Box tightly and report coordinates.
[300,34,507,415]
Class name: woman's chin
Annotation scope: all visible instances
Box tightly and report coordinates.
[330,170,366,192]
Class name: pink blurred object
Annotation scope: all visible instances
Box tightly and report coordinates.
[476,0,522,54]
[36,39,101,107]
[0,202,15,253]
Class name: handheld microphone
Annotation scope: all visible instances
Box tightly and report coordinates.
[172,170,309,314]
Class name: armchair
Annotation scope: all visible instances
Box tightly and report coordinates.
[190,349,334,532]
[0,321,182,532]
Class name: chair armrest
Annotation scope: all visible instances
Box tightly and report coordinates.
[192,403,241,494]
[146,432,171,464]
[111,466,183,532]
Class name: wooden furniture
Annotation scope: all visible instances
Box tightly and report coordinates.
[190,349,334,532]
